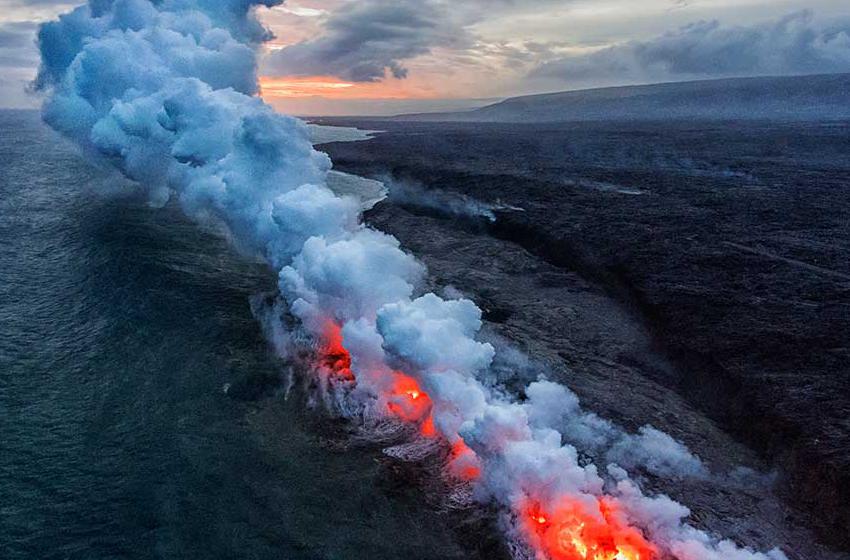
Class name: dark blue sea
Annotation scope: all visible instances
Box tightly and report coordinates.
[0,110,471,560]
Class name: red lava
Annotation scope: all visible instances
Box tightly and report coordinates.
[316,320,657,560]
[522,498,657,560]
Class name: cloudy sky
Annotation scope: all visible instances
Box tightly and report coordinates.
[3,0,850,115]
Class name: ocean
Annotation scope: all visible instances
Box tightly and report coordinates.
[0,110,472,560]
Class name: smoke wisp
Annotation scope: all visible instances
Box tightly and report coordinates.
[383,175,499,223]
[36,2,787,559]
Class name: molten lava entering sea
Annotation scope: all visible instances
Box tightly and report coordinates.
[523,498,657,560]
[318,321,481,480]
[316,321,654,560]
[34,2,791,557]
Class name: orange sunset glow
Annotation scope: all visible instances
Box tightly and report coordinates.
[259,75,438,100]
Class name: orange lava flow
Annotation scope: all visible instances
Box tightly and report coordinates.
[318,322,354,381]
[386,372,433,427]
[420,414,437,438]
[522,498,656,560]
[316,322,443,439]
[314,321,658,559]
[315,321,484,480]
[449,439,482,481]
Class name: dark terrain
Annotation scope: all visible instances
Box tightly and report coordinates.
[314,118,850,555]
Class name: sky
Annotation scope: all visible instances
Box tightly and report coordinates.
[2,0,850,115]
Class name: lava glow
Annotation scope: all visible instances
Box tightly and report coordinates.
[36,0,791,558]
[315,322,482,480]
[386,373,432,425]
[318,322,354,381]
[522,499,656,560]
[314,322,658,559]
[315,323,439,435]
[420,414,437,438]
[448,439,482,481]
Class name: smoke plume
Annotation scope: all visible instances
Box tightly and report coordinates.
[36,1,787,559]
[383,175,498,222]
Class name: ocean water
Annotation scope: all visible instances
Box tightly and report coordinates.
[0,110,471,560]
[308,124,388,210]
[306,124,381,145]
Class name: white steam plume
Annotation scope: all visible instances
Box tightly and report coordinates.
[35,2,787,559]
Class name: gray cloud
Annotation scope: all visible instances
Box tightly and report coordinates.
[263,0,470,81]
[0,21,37,54]
[532,11,850,86]
[0,22,40,108]
[5,0,77,5]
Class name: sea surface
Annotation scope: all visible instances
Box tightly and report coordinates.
[0,110,469,560]
[306,123,381,145]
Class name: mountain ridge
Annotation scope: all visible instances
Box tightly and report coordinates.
[389,73,850,122]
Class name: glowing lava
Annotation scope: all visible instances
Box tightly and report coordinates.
[522,499,656,560]
[387,373,433,425]
[314,322,482,479]
[315,322,654,559]
[420,414,437,438]
[316,323,437,436]
[449,439,482,481]
[318,321,354,381]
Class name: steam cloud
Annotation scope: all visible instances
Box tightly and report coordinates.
[384,175,498,222]
[36,1,787,559]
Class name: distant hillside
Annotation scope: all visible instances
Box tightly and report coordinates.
[394,74,850,122]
